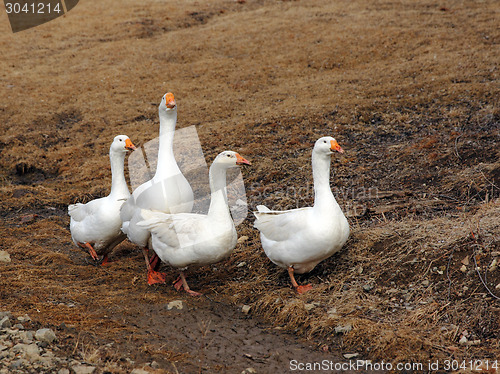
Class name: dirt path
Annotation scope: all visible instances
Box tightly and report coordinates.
[119,297,352,373]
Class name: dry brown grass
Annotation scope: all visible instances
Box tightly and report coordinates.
[223,200,500,363]
[0,0,498,369]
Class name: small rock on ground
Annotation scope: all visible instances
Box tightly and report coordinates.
[35,328,57,343]
[71,364,96,374]
[241,368,257,374]
[0,316,12,329]
[167,300,184,310]
[130,369,150,374]
[0,251,11,263]
[344,353,359,359]
[335,324,353,334]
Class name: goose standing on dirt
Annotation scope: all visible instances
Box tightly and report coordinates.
[69,135,136,264]
[253,136,349,293]
[120,92,194,285]
[137,151,251,296]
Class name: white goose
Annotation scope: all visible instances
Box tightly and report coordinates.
[69,135,136,264]
[120,92,194,284]
[137,151,251,296]
[253,136,349,293]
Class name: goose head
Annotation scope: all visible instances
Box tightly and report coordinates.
[213,151,251,169]
[159,92,177,114]
[314,136,344,155]
[110,135,136,154]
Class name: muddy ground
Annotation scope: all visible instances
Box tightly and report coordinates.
[0,0,499,373]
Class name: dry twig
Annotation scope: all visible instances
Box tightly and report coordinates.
[471,232,500,301]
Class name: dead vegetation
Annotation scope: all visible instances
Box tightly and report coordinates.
[0,0,499,370]
[222,199,500,364]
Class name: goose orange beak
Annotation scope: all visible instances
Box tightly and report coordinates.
[125,138,137,151]
[236,154,251,165]
[330,139,344,153]
[165,92,176,109]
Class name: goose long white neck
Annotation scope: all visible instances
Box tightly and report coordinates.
[109,151,130,198]
[154,108,180,180]
[207,164,231,220]
[311,151,337,210]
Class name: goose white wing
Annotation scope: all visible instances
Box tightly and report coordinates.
[68,199,103,222]
[68,203,87,222]
[253,205,310,242]
[120,176,194,238]
[137,210,208,249]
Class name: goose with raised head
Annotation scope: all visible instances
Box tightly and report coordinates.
[69,135,136,264]
[137,151,251,296]
[120,92,194,284]
[253,136,349,293]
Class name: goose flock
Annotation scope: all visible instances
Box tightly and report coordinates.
[69,92,349,295]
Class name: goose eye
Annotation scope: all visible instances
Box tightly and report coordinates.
[323,140,327,143]
[119,139,122,141]
[227,154,231,157]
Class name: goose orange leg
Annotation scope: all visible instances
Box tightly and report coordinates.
[149,253,161,271]
[143,247,166,285]
[288,266,313,294]
[100,254,110,266]
[78,242,99,261]
[173,272,202,296]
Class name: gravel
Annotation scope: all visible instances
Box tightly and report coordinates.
[0,311,150,373]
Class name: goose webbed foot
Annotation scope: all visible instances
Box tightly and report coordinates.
[147,270,167,285]
[100,254,111,266]
[287,266,313,294]
[173,272,202,296]
[296,284,313,294]
[143,247,166,285]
